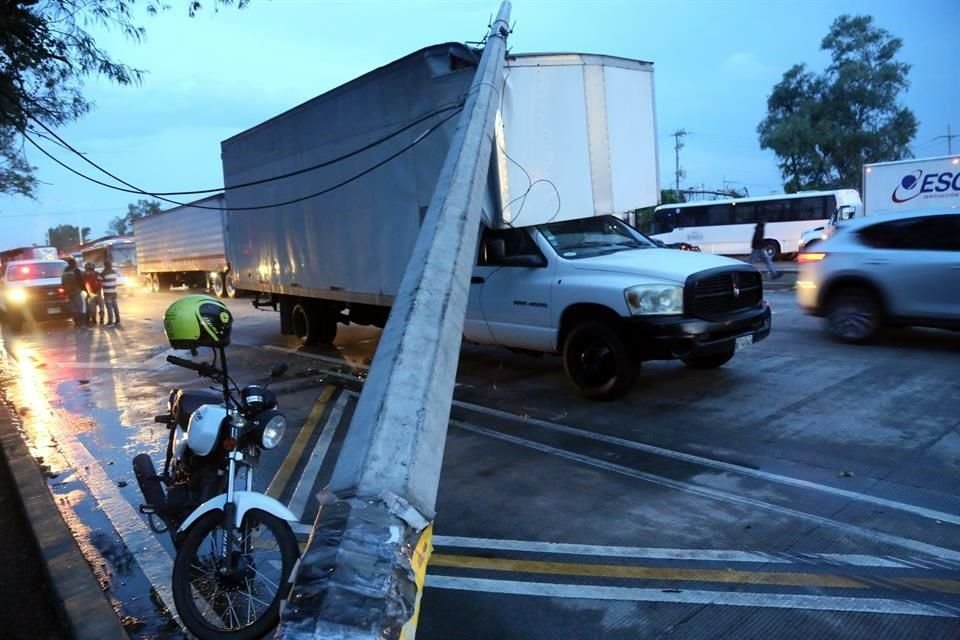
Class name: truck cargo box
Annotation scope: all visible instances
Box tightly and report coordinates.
[221,42,658,305]
[134,194,229,275]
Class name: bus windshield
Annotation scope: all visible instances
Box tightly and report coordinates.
[538,216,655,259]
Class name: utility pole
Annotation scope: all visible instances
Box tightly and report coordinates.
[933,124,958,155]
[672,129,689,194]
[277,3,512,639]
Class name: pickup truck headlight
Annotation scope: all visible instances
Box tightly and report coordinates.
[6,287,27,304]
[625,285,683,315]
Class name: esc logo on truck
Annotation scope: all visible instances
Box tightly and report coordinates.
[892,169,960,203]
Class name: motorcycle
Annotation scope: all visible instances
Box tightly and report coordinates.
[133,347,298,640]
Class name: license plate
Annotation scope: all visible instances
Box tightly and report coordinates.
[735,335,754,351]
[47,306,61,315]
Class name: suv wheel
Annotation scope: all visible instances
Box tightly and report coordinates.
[562,321,636,401]
[827,287,882,343]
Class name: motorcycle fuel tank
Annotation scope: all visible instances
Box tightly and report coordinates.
[186,404,228,457]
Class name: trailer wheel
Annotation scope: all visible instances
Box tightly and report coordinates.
[211,272,225,298]
[150,274,160,293]
[225,274,238,298]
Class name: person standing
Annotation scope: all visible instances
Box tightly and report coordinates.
[61,259,85,329]
[83,263,104,325]
[100,260,120,326]
[748,221,781,279]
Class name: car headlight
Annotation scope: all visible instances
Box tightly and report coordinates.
[6,287,27,304]
[625,285,683,315]
[259,410,287,449]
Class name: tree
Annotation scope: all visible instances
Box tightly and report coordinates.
[108,198,162,235]
[758,15,917,192]
[0,1,247,202]
[48,224,90,253]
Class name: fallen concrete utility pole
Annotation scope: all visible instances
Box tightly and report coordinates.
[276,3,512,639]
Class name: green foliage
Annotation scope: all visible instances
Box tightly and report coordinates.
[758,15,917,191]
[108,198,162,235]
[48,223,91,252]
[0,1,248,202]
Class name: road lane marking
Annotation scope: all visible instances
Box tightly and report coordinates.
[449,399,960,527]
[287,392,349,519]
[453,421,960,562]
[425,576,959,618]
[431,536,919,568]
[429,554,868,589]
[267,387,335,500]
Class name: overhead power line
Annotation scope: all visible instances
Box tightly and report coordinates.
[20,108,463,211]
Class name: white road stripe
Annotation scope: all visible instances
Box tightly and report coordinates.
[453,421,960,562]
[431,536,917,569]
[450,399,960,527]
[287,393,349,520]
[425,576,958,618]
[47,430,181,627]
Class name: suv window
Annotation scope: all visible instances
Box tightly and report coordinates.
[857,215,960,251]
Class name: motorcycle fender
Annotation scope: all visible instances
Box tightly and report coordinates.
[177,490,297,533]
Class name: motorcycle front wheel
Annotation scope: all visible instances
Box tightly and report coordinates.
[172,508,298,640]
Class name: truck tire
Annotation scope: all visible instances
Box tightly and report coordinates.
[291,303,338,345]
[225,274,238,298]
[562,320,636,401]
[681,345,735,369]
[150,273,160,293]
[211,272,225,298]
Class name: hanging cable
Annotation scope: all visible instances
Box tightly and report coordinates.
[22,100,464,197]
[19,107,464,211]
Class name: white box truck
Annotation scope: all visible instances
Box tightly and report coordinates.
[221,43,771,399]
[134,194,235,297]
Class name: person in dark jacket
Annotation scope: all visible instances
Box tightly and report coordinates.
[61,258,86,328]
[748,221,781,278]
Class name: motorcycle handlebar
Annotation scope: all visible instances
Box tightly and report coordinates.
[166,355,217,378]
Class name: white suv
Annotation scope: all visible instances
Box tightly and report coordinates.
[797,210,960,342]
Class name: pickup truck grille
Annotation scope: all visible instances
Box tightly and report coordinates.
[685,268,762,319]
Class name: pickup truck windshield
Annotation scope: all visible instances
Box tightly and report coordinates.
[538,216,655,259]
[5,261,66,281]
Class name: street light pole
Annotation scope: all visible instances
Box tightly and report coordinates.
[277,4,512,639]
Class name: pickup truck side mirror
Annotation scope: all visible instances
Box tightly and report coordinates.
[500,254,547,268]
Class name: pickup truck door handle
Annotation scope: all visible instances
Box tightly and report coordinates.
[471,276,485,284]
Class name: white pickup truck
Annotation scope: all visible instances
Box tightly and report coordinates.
[464,215,771,399]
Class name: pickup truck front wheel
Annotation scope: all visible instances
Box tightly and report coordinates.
[562,321,636,401]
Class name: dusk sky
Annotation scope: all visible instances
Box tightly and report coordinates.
[0,0,956,248]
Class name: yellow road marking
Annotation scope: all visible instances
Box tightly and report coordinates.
[267,386,335,499]
[429,554,868,590]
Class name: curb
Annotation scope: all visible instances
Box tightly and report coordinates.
[0,402,128,640]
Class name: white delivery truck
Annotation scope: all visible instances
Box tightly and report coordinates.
[801,155,960,251]
[134,194,235,297]
[222,43,771,399]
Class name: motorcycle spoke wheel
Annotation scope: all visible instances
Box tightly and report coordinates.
[172,509,297,640]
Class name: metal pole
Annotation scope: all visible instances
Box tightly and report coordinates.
[277,3,512,639]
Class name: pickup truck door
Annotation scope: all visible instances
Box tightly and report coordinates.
[465,228,555,352]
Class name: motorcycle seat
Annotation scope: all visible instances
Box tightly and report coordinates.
[172,389,223,430]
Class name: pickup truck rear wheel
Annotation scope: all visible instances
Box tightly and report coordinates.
[562,321,636,401]
[681,345,735,369]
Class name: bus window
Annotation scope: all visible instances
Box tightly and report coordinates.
[761,201,789,222]
[706,204,733,226]
[789,196,830,221]
[732,203,758,225]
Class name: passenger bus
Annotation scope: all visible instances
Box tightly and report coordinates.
[649,190,862,259]
[80,236,139,293]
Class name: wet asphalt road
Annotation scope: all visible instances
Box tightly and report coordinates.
[0,287,958,639]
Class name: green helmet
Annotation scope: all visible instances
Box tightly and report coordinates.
[163,295,233,350]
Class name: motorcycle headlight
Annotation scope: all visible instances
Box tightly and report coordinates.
[6,287,27,304]
[258,409,287,449]
[624,284,683,316]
